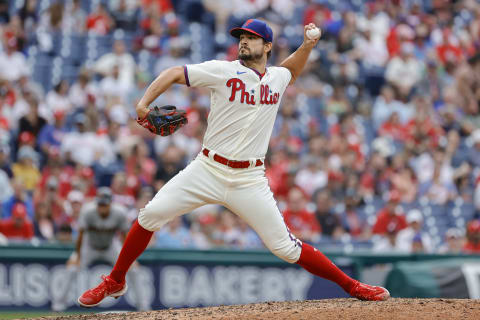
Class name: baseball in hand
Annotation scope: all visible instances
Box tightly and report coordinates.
[306,27,321,40]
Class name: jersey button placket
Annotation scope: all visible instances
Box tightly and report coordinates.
[231,72,262,157]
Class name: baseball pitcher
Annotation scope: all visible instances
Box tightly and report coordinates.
[78,20,389,307]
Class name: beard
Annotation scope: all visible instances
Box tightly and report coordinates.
[238,47,263,61]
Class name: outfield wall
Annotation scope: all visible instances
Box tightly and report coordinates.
[0,245,479,311]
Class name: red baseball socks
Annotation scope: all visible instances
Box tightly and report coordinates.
[109,220,154,284]
[296,242,356,293]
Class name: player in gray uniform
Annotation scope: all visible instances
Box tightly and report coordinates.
[52,187,149,311]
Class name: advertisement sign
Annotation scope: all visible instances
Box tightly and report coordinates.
[0,262,352,310]
[385,259,480,298]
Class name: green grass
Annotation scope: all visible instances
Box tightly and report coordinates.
[0,311,93,319]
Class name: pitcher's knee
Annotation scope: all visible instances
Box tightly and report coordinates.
[268,240,302,264]
[137,205,169,232]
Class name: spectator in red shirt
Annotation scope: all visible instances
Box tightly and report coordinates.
[282,187,320,242]
[436,29,463,65]
[265,148,290,197]
[86,4,113,35]
[463,220,480,254]
[378,113,406,142]
[0,203,34,240]
[386,24,415,58]
[372,191,408,235]
[303,1,331,28]
[74,166,97,198]
[403,112,442,149]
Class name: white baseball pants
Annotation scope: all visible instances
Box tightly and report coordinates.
[138,151,302,263]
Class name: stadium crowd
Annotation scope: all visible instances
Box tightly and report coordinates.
[0,0,480,254]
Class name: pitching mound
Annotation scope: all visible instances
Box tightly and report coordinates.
[36,298,480,320]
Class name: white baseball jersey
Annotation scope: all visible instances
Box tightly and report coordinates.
[184,60,292,160]
[139,59,303,265]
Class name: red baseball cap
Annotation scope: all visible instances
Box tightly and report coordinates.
[230,19,273,43]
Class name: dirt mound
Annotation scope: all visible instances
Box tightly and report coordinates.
[34,298,480,320]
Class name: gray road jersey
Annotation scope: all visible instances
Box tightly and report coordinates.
[78,202,130,250]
